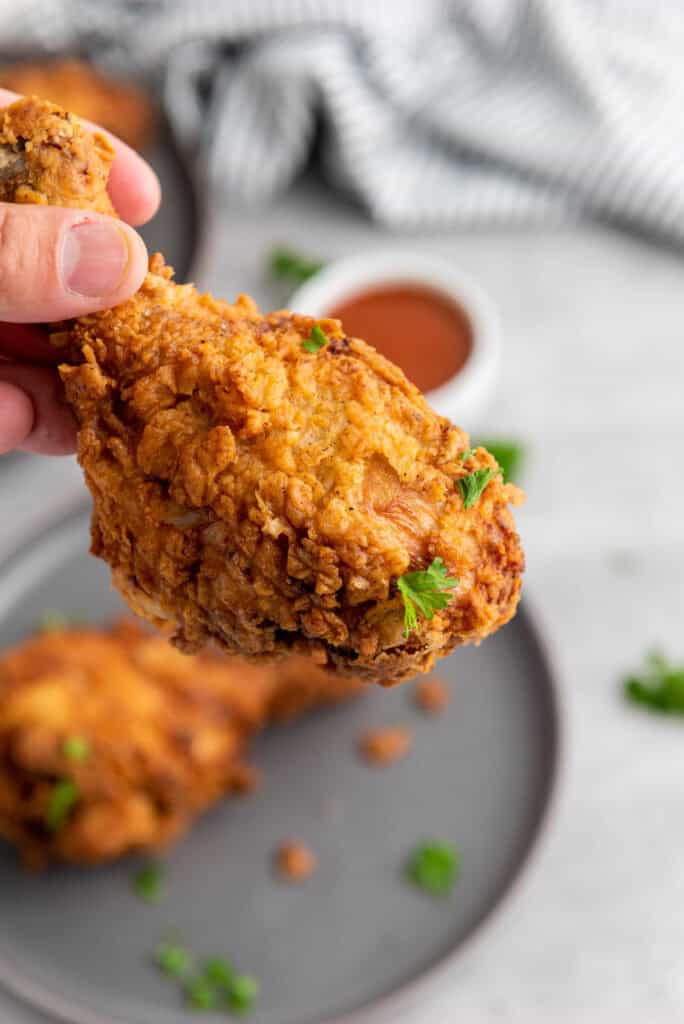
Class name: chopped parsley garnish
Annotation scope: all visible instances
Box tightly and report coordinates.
[406,840,460,897]
[63,735,90,762]
[155,938,192,978]
[152,940,258,1015]
[186,976,219,1011]
[458,467,499,509]
[397,557,459,638]
[203,958,235,988]
[459,448,475,462]
[227,974,260,1016]
[302,325,328,353]
[46,779,79,830]
[475,438,524,483]
[268,246,325,285]
[624,650,684,714]
[133,861,166,904]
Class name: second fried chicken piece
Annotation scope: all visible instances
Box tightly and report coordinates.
[0,58,155,151]
[0,98,525,685]
[0,621,363,868]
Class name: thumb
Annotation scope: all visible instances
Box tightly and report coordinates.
[0,203,148,323]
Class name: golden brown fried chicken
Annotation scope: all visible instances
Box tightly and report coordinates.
[0,621,363,868]
[0,97,524,684]
[0,96,115,212]
[0,58,155,151]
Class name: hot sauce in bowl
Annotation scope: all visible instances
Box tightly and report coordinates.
[329,284,472,394]
[289,251,500,424]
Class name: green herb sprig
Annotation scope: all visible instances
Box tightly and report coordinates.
[63,736,90,762]
[133,861,166,905]
[155,938,192,978]
[458,467,499,509]
[625,651,684,714]
[227,974,260,1016]
[397,557,459,638]
[302,325,328,353]
[186,976,219,1011]
[406,840,460,897]
[153,938,259,1016]
[46,779,79,830]
[268,246,325,286]
[474,439,525,484]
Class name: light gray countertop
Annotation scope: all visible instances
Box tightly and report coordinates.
[1,177,684,1023]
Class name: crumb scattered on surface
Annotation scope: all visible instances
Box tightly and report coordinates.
[274,840,317,882]
[414,677,450,715]
[359,726,413,765]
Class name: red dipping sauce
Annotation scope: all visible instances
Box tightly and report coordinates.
[330,284,472,394]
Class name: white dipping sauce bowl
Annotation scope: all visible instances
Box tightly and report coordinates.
[288,250,501,427]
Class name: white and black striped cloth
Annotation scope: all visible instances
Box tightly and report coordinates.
[3,0,684,238]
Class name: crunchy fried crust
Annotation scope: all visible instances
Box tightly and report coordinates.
[0,96,114,212]
[0,98,525,684]
[0,59,156,152]
[0,621,363,867]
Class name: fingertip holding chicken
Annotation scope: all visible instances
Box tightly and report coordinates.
[0,98,525,684]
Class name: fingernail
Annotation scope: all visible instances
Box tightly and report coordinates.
[61,221,131,298]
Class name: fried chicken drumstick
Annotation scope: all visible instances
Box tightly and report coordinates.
[0,98,524,684]
[0,621,363,867]
[0,59,155,151]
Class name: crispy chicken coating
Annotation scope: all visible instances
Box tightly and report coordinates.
[0,95,115,212]
[0,98,524,684]
[0,59,155,151]
[0,621,363,868]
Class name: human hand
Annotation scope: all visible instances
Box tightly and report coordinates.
[0,88,160,456]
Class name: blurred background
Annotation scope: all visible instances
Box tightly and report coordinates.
[1,2,684,1022]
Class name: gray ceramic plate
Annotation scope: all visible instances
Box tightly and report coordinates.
[0,505,559,1024]
[138,123,197,283]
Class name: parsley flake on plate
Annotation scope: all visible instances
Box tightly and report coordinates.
[155,938,192,978]
[227,974,260,1016]
[45,779,79,830]
[63,735,90,762]
[186,976,219,1011]
[625,650,684,714]
[397,557,459,638]
[133,861,166,904]
[202,957,235,989]
[406,840,460,897]
[151,938,258,1016]
[302,325,328,353]
[458,466,499,509]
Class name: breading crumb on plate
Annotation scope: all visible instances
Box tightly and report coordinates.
[359,726,413,765]
[414,677,450,715]
[274,840,317,882]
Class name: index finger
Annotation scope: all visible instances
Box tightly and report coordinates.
[0,87,161,227]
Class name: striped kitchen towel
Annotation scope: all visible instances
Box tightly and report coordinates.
[3,0,684,238]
